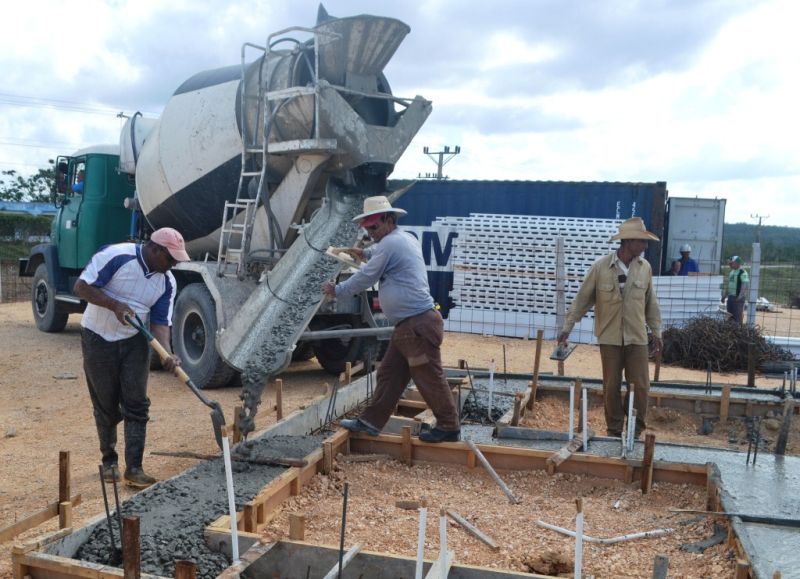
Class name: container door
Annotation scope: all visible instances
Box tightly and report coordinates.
[665,197,726,274]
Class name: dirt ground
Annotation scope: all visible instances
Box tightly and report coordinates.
[264,459,733,578]
[0,301,792,577]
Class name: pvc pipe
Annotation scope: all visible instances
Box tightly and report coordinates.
[536,520,674,544]
[582,388,588,451]
[574,511,584,579]
[568,383,575,439]
[627,389,636,452]
[415,507,427,579]
[322,544,362,579]
[439,509,447,579]
[488,359,495,419]
[465,440,519,504]
[221,436,240,562]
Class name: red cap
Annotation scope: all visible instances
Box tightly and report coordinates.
[359,213,384,228]
[150,228,191,262]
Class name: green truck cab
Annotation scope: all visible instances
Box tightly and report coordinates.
[20,147,135,332]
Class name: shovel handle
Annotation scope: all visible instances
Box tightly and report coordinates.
[148,337,192,383]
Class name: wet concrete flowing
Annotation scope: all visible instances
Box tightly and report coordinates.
[237,195,365,436]
[75,435,325,578]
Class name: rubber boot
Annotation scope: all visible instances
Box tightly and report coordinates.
[96,423,118,470]
[123,420,156,488]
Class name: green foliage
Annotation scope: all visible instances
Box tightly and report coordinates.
[723,222,800,264]
[0,213,53,260]
[0,160,56,203]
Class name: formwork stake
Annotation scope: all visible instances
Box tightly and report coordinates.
[574,498,584,579]
[568,382,575,440]
[581,388,589,451]
[488,359,495,420]
[337,482,349,579]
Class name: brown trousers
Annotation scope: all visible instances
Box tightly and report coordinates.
[599,344,650,435]
[360,309,459,432]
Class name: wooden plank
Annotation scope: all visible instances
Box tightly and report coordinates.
[174,560,196,579]
[401,426,413,466]
[641,434,656,494]
[527,329,544,410]
[0,494,82,543]
[545,430,595,475]
[289,514,305,540]
[396,499,428,510]
[511,392,524,426]
[651,554,669,579]
[720,385,732,424]
[16,551,156,579]
[59,451,70,504]
[735,559,750,579]
[323,441,334,475]
[243,504,257,533]
[446,510,499,551]
[59,501,72,530]
[653,353,661,383]
[122,517,140,579]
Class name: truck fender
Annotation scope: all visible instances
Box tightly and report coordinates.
[23,244,70,293]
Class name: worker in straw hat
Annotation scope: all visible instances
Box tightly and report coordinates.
[322,196,461,443]
[557,217,662,438]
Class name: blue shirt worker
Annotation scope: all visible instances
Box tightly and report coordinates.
[74,228,190,488]
[725,256,749,324]
[72,170,85,194]
[322,196,460,443]
[677,244,699,275]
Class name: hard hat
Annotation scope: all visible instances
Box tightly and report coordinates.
[680,244,692,253]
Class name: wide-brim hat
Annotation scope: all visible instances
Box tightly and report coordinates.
[352,195,407,223]
[609,217,660,242]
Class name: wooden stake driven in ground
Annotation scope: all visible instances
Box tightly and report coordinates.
[641,433,656,494]
[527,329,544,411]
[122,516,141,579]
[775,398,795,455]
[465,439,520,504]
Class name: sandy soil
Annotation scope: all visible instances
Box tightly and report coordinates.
[263,459,734,578]
[0,301,791,577]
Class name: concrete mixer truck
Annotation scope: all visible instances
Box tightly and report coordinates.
[20,6,431,396]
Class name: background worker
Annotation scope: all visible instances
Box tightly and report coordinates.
[557,217,662,437]
[677,244,699,275]
[74,228,189,488]
[725,255,749,324]
[72,169,85,194]
[322,196,460,443]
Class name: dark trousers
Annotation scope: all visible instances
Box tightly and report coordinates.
[599,344,650,436]
[361,309,459,432]
[81,328,151,469]
[727,296,745,323]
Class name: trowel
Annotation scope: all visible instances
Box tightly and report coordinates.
[550,341,577,361]
[126,314,226,450]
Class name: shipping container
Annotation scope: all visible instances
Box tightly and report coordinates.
[388,179,668,316]
[663,197,726,274]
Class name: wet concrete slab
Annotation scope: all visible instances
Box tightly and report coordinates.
[463,423,800,579]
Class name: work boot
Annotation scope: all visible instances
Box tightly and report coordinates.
[419,427,460,443]
[124,467,156,489]
[339,418,380,436]
[102,464,121,483]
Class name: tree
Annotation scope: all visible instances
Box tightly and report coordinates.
[0,160,56,203]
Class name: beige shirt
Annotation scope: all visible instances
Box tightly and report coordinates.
[562,251,662,346]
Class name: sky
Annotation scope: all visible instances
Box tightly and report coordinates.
[1,0,798,226]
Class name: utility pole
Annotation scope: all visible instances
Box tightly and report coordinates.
[750,214,769,243]
[419,145,461,180]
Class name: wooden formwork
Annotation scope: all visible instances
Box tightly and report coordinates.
[13,425,757,578]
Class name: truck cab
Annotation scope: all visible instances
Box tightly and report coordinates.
[20,148,134,332]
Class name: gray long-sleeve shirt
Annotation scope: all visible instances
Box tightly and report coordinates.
[335,228,434,324]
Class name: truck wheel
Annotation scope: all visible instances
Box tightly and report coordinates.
[291,341,316,362]
[172,283,236,389]
[313,335,367,375]
[32,264,68,332]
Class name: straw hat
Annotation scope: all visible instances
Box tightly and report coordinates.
[609,217,659,242]
[352,196,407,223]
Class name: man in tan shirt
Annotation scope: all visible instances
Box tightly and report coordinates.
[557,217,662,437]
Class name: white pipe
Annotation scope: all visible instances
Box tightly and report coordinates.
[322,544,363,579]
[626,389,636,452]
[439,509,447,579]
[582,388,588,451]
[536,520,674,544]
[628,409,637,452]
[488,359,495,419]
[415,507,427,579]
[568,383,575,439]
[465,439,520,504]
[574,511,584,579]
[221,435,240,562]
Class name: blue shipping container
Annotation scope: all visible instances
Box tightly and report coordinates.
[387,180,668,316]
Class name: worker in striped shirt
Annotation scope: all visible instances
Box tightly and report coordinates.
[74,228,189,488]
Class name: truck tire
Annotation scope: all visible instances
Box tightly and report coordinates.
[313,334,368,375]
[172,283,236,389]
[32,264,68,333]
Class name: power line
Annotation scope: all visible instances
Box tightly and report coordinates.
[0,91,159,117]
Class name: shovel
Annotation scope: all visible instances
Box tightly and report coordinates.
[125,314,226,450]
